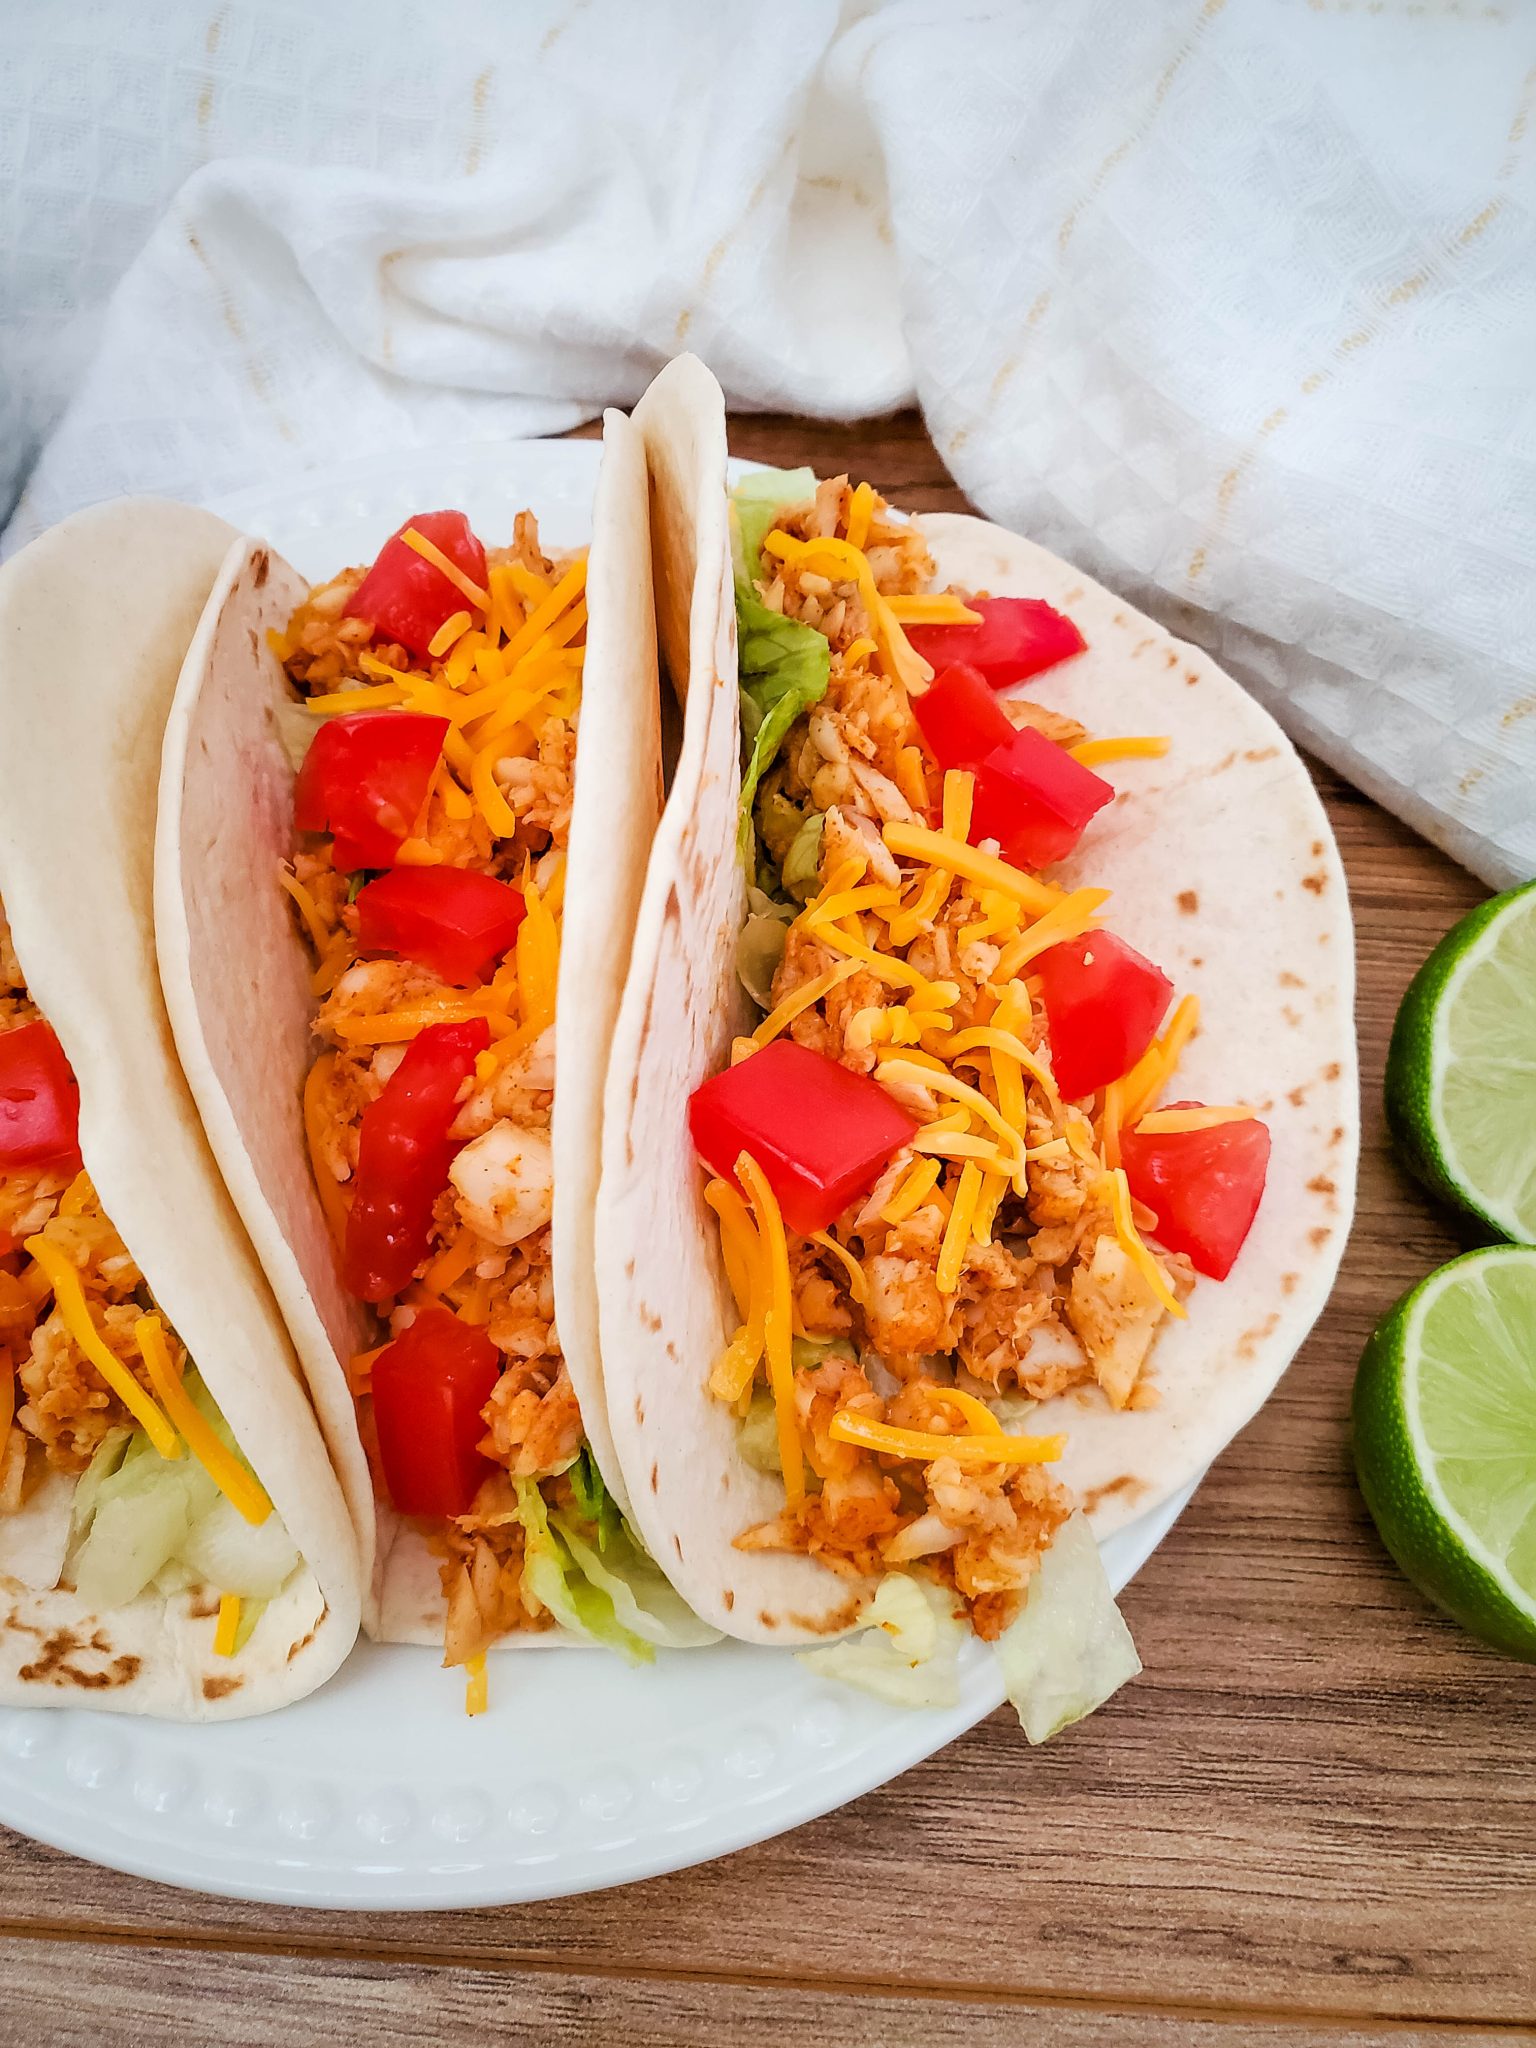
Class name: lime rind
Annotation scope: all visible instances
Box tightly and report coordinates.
[1385,878,1536,1243]
[1354,1245,1536,1661]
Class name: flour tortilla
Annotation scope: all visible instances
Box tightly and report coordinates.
[0,499,362,1718]
[156,416,663,1643]
[595,361,1359,1645]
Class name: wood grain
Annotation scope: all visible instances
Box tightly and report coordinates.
[0,413,1529,2046]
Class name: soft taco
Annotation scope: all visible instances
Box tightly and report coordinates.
[155,415,715,1708]
[595,357,1357,1735]
[0,499,362,1719]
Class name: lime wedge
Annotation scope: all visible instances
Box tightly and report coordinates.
[1385,879,1536,1241]
[1354,1246,1536,1660]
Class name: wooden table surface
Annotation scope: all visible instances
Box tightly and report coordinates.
[0,415,1530,2048]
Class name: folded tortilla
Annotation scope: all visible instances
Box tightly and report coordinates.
[594,356,1359,1643]
[155,416,668,1646]
[0,500,362,1717]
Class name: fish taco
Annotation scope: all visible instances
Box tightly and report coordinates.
[595,357,1357,1734]
[156,416,716,1708]
[0,499,362,1719]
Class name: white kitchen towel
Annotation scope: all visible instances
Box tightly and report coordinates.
[5,0,1534,886]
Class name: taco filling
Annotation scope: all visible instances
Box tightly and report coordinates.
[278,509,698,1695]
[690,471,1273,1670]
[0,914,298,1652]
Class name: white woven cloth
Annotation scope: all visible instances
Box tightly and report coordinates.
[6,0,1534,884]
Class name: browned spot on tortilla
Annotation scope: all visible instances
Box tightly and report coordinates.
[1184,668,1201,686]
[1235,1311,1281,1361]
[253,549,270,589]
[722,1588,734,1612]
[1112,611,1126,627]
[202,1674,242,1701]
[1302,871,1327,895]
[1281,1271,1299,1295]
[1243,746,1279,762]
[759,1611,777,1630]
[672,1533,683,1559]
[286,1623,320,1663]
[1330,1125,1345,1146]
[624,1258,636,1279]
[1308,1175,1335,1196]
[1279,970,1305,988]
[247,626,259,654]
[1283,1006,1302,1027]
[650,1463,659,1492]
[1309,1226,1331,1248]
[1324,1062,1341,1081]
[664,1340,679,1362]
[1310,841,1324,858]
[1288,1085,1308,1107]
[1079,1473,1147,1515]
[1189,956,1204,968]
[1177,890,1199,914]
[187,1590,220,1620]
[787,1597,865,1637]
[1166,649,1179,668]
[634,1395,645,1426]
[639,1307,661,1333]
[1501,692,1536,729]
[19,1628,141,1692]
[4,1610,43,1639]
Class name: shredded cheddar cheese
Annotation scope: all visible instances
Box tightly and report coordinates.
[400,526,491,611]
[23,1238,180,1460]
[882,821,1063,915]
[878,1156,942,1224]
[843,481,875,552]
[1069,735,1170,768]
[992,887,1111,980]
[936,1161,984,1293]
[829,1411,1066,1466]
[1135,1104,1255,1134]
[464,1653,489,1716]
[734,1152,802,1507]
[213,1593,241,1658]
[809,1229,869,1307]
[1102,1170,1186,1319]
[884,593,983,626]
[427,609,473,659]
[134,1315,275,1521]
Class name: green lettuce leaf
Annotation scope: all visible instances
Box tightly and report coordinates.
[732,467,818,584]
[736,588,830,878]
[995,1512,1141,1742]
[736,887,793,1009]
[796,1574,963,1709]
[518,1477,718,1662]
[551,1514,721,1651]
[781,811,825,903]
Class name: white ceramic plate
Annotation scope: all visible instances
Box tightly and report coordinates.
[0,440,1201,1909]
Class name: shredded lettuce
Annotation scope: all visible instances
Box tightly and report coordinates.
[736,887,793,1009]
[180,1494,301,1600]
[730,473,831,884]
[996,1512,1141,1743]
[517,1476,718,1661]
[568,1446,620,1552]
[552,1515,721,1651]
[732,466,818,584]
[797,1574,963,1709]
[781,811,825,903]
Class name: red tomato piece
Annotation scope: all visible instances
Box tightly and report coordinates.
[912,663,1015,770]
[1121,1107,1272,1280]
[0,1022,82,1172]
[294,711,448,870]
[906,596,1086,690]
[1034,932,1173,1101]
[969,725,1113,870]
[370,1307,502,1517]
[356,868,526,985]
[345,510,488,659]
[344,1017,490,1303]
[689,1038,917,1236]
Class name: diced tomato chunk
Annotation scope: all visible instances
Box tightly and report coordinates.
[1033,932,1173,1100]
[345,511,488,659]
[0,1022,81,1172]
[344,1017,489,1302]
[906,596,1086,690]
[294,711,448,870]
[689,1038,917,1236]
[969,725,1112,870]
[356,867,526,985]
[1121,1107,1271,1280]
[912,663,1014,770]
[370,1307,502,1517]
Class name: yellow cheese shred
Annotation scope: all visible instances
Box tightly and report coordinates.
[936,1161,984,1293]
[940,768,974,842]
[134,1315,275,1522]
[303,681,403,715]
[1102,1170,1186,1319]
[1135,1104,1255,1134]
[704,1179,766,1400]
[213,1594,241,1658]
[464,1653,489,1716]
[876,1060,1027,1178]
[58,1170,96,1218]
[928,1387,1003,1434]
[883,593,983,626]
[1121,995,1201,1125]
[734,1153,802,1508]
[23,1238,180,1460]
[843,481,875,552]
[1069,735,1170,768]
[829,1411,1066,1467]
[878,1156,942,1225]
[427,609,473,659]
[303,1053,352,1250]
[883,821,1063,915]
[992,887,1112,980]
[400,526,491,611]
[749,960,861,1052]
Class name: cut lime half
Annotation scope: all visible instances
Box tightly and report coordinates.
[1385,878,1536,1242]
[1354,1245,1536,1660]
